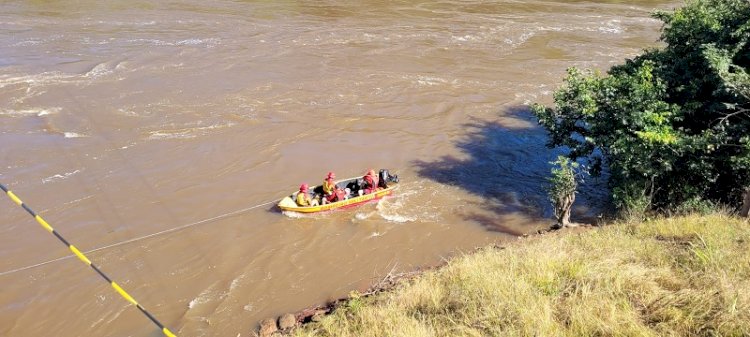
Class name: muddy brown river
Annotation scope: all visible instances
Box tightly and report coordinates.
[1,1,677,336]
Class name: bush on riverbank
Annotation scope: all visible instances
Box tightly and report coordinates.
[532,0,750,216]
[290,214,750,337]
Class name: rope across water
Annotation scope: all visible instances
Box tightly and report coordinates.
[0,183,182,336]
[0,197,278,277]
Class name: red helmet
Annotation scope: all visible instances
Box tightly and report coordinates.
[368,169,376,176]
[326,171,336,179]
[299,183,309,192]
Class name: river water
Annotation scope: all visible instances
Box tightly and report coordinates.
[1,1,676,336]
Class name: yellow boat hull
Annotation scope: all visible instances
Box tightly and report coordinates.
[278,181,397,214]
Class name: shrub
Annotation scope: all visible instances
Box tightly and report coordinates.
[532,0,750,215]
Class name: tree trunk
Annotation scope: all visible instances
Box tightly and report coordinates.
[741,187,750,218]
[555,193,575,227]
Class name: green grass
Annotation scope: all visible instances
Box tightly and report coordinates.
[291,214,750,337]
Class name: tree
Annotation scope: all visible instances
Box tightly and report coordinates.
[532,0,750,216]
[547,156,580,228]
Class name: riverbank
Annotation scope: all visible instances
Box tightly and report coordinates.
[267,213,750,336]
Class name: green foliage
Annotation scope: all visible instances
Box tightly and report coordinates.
[547,156,578,201]
[533,0,750,215]
[547,156,579,223]
[672,196,718,216]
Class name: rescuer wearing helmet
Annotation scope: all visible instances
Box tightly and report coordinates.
[322,172,337,204]
[296,183,317,206]
[362,169,379,194]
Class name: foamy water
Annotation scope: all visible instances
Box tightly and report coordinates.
[0,107,60,117]
[41,170,82,184]
[147,122,236,140]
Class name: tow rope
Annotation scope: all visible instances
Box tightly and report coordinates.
[1,198,278,277]
[0,183,177,337]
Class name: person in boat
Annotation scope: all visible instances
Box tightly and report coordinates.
[337,187,349,201]
[325,186,348,204]
[362,169,380,194]
[322,172,337,204]
[296,183,318,207]
[324,172,351,203]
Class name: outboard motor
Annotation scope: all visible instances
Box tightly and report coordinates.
[379,169,399,188]
[378,169,389,188]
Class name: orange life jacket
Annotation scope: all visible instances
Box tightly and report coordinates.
[363,174,379,193]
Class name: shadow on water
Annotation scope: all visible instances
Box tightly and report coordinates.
[414,106,607,235]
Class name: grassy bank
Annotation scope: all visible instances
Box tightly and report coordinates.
[291,214,750,337]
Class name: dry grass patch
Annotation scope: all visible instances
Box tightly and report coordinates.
[292,214,750,337]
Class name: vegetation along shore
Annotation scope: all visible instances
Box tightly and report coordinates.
[279,213,749,337]
[258,0,750,335]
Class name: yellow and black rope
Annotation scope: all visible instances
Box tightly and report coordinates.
[1,183,177,337]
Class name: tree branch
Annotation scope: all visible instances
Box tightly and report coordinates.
[715,106,749,126]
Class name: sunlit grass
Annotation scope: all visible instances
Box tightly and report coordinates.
[291,213,750,337]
